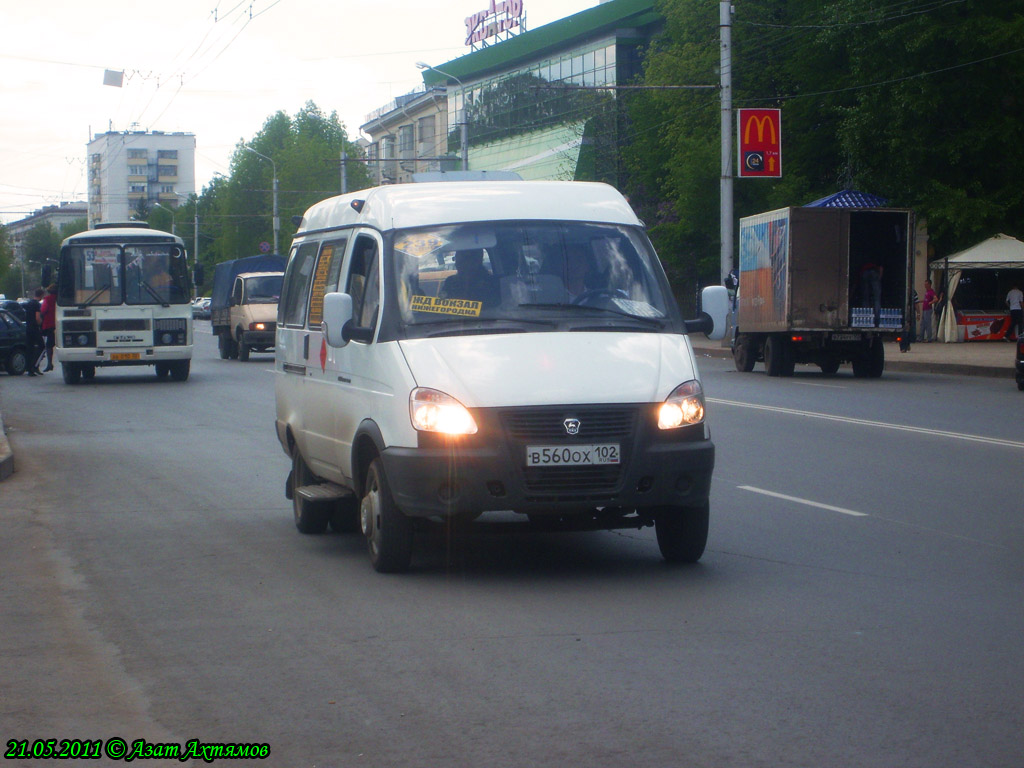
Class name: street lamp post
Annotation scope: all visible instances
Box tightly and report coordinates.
[151,201,175,235]
[416,62,469,171]
[244,145,280,255]
[175,193,199,267]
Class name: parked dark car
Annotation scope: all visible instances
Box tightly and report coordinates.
[1015,336,1024,391]
[0,308,29,375]
[0,299,26,323]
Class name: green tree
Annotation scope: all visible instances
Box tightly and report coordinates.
[623,0,1024,295]
[0,224,14,298]
[205,102,371,264]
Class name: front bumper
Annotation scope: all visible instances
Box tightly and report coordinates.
[57,346,193,365]
[381,404,715,518]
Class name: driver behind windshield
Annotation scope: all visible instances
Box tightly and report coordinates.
[438,249,500,307]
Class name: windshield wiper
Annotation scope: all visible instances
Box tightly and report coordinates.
[520,302,667,328]
[140,280,170,307]
[78,286,111,307]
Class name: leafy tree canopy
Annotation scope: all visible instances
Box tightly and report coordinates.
[625,0,1024,289]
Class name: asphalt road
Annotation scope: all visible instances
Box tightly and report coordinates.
[1,328,1021,767]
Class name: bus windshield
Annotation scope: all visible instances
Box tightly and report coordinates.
[392,221,673,335]
[58,243,190,307]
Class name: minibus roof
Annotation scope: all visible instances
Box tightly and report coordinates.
[295,180,642,236]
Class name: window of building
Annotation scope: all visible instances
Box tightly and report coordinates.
[417,116,435,145]
[398,125,414,153]
[128,165,147,176]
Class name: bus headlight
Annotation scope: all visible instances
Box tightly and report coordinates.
[410,388,478,435]
[658,380,705,429]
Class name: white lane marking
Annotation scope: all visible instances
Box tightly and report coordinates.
[708,398,1024,450]
[735,485,1006,549]
[738,486,868,517]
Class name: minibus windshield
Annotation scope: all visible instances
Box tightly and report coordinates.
[393,221,671,332]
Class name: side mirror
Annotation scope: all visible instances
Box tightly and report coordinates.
[684,285,729,340]
[323,292,354,347]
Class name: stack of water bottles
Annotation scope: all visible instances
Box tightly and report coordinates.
[851,307,903,328]
[851,307,873,327]
[879,308,904,328]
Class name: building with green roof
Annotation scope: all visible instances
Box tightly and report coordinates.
[361,0,659,186]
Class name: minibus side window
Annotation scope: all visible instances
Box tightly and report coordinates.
[306,238,348,328]
[280,242,319,327]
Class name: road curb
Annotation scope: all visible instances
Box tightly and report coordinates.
[0,412,13,481]
[690,342,1009,379]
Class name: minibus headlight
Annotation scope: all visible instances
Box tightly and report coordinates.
[658,380,705,429]
[410,388,478,435]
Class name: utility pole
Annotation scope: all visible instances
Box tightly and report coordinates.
[720,0,734,284]
[244,145,280,255]
[341,147,348,194]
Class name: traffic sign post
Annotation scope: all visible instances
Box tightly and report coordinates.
[737,108,781,178]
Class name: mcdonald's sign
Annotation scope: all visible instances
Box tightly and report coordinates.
[737,108,782,178]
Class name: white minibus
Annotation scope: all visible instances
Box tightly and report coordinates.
[275,180,727,572]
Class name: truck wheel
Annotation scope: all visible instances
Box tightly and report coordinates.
[61,363,82,385]
[218,334,230,360]
[653,502,709,563]
[290,450,329,534]
[853,340,884,378]
[169,360,190,382]
[237,334,250,362]
[733,336,755,372]
[4,348,27,375]
[361,458,414,573]
[867,339,885,378]
[764,335,784,376]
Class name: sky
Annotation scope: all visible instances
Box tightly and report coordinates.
[0,0,597,224]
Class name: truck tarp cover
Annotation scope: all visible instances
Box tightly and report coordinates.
[210,255,285,310]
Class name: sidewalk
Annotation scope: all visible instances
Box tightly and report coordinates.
[0,337,1014,483]
[690,334,1013,379]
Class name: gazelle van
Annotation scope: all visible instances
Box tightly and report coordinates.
[274,180,728,572]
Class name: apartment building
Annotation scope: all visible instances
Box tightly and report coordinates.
[87,130,196,227]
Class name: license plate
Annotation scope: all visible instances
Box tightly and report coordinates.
[832,333,860,342]
[526,444,620,467]
[110,352,140,361]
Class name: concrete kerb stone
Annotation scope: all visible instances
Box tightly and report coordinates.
[0,411,13,481]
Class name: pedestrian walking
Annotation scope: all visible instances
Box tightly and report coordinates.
[920,279,937,342]
[1006,284,1023,340]
[39,283,57,372]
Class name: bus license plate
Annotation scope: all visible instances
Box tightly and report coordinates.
[110,352,140,361]
[526,444,620,467]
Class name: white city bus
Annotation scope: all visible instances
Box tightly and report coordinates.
[56,223,193,384]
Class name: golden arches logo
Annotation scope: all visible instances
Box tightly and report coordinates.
[743,114,777,146]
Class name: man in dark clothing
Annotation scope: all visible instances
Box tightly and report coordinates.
[22,287,44,375]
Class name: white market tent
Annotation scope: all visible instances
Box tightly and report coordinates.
[929,233,1024,342]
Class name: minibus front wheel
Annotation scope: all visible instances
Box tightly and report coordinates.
[361,458,413,573]
[653,502,709,564]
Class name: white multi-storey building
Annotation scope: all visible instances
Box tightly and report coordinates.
[87,130,196,227]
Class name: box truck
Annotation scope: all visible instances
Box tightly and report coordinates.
[731,206,914,377]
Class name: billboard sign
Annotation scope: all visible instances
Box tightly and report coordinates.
[737,108,781,178]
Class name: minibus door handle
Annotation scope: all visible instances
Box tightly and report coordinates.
[303,334,309,360]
